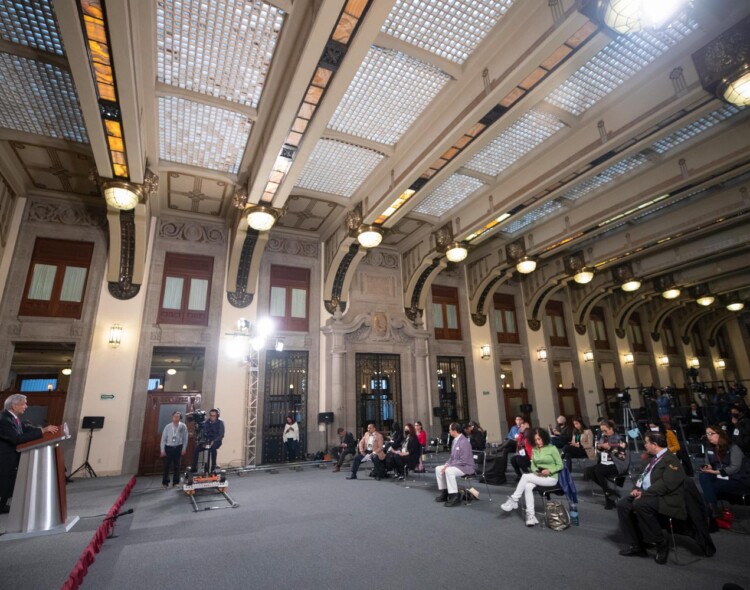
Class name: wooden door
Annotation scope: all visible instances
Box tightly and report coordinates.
[557,388,581,419]
[138,391,201,476]
[502,388,530,427]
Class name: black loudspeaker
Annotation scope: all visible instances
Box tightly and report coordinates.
[318,412,334,424]
[432,407,443,417]
[82,416,105,429]
[520,404,533,414]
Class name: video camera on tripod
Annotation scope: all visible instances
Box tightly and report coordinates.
[186,410,207,445]
[617,387,632,406]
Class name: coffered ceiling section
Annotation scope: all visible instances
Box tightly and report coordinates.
[155,0,285,173]
[166,171,231,216]
[0,0,88,143]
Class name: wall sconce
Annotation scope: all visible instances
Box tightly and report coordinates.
[583,350,595,363]
[689,358,700,369]
[565,251,594,284]
[654,274,680,300]
[357,224,383,249]
[480,344,491,360]
[245,205,280,232]
[612,263,641,292]
[506,239,537,274]
[182,384,188,390]
[537,347,548,362]
[658,355,669,368]
[109,324,122,348]
[61,368,72,376]
[445,242,468,263]
[624,352,634,365]
[275,338,285,352]
[716,359,726,370]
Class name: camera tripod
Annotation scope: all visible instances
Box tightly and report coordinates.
[70,427,98,478]
[620,402,641,453]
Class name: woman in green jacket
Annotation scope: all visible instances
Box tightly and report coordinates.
[501,428,563,526]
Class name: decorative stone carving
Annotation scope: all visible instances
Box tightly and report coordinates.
[471,312,487,326]
[361,250,398,269]
[527,318,541,331]
[159,220,226,244]
[6,321,21,336]
[433,224,453,250]
[228,291,253,308]
[345,206,362,232]
[680,335,690,345]
[615,328,627,339]
[345,312,410,344]
[574,323,587,335]
[109,281,140,299]
[26,199,106,227]
[266,236,319,258]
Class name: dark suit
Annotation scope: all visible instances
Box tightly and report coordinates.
[332,431,356,467]
[0,409,43,507]
[617,450,686,547]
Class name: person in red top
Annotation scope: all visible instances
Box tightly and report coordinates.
[415,421,427,447]
[510,420,533,480]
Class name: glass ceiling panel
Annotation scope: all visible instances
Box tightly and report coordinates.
[505,200,562,234]
[0,0,63,55]
[413,173,485,217]
[157,0,284,108]
[327,46,450,146]
[382,0,515,65]
[296,139,385,198]
[545,15,697,116]
[464,109,564,177]
[158,96,252,174]
[651,105,742,154]
[0,53,88,143]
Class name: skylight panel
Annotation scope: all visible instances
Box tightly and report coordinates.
[381,0,515,64]
[505,200,562,234]
[327,46,450,146]
[157,0,284,108]
[545,15,698,116]
[158,97,252,174]
[651,105,742,153]
[0,54,88,143]
[413,173,485,217]
[464,109,564,177]
[296,139,384,198]
[0,0,64,56]
[560,155,647,202]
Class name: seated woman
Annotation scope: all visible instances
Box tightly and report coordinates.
[414,421,427,472]
[510,420,533,480]
[390,423,421,480]
[384,422,403,454]
[698,425,750,518]
[562,417,594,471]
[501,428,563,526]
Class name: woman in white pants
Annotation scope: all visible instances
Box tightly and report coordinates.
[501,428,563,526]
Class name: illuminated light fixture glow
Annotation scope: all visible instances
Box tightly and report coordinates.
[716,359,726,370]
[62,368,72,376]
[662,288,681,300]
[574,269,594,284]
[445,242,468,263]
[108,324,122,348]
[256,317,275,338]
[621,279,641,292]
[583,350,594,363]
[720,67,750,106]
[516,256,537,274]
[167,368,177,376]
[480,344,491,360]
[246,205,279,231]
[537,347,548,362]
[658,355,669,367]
[624,352,634,365]
[374,189,415,224]
[689,357,700,368]
[599,0,685,34]
[727,301,744,312]
[465,213,511,242]
[103,181,141,210]
[696,295,715,306]
[275,339,284,352]
[357,225,383,249]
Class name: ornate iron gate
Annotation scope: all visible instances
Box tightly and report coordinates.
[262,350,308,463]
[436,356,468,434]
[356,353,401,437]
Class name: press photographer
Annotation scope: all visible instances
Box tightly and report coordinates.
[189,408,224,474]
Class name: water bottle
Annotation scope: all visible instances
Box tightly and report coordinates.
[570,510,579,526]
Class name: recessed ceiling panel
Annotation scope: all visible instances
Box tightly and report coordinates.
[0,53,88,143]
[156,0,284,108]
[382,216,426,245]
[166,171,231,216]
[296,139,384,197]
[545,15,697,116]
[505,200,562,234]
[327,46,450,145]
[276,195,341,232]
[0,0,63,55]
[10,142,99,196]
[158,96,252,174]
[413,173,485,217]
[381,0,515,64]
[464,109,564,177]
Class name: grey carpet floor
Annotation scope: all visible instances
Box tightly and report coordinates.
[1,466,749,590]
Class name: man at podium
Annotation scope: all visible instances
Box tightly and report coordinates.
[0,394,59,514]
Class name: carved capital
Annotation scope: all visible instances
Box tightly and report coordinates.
[615,328,627,339]
[574,323,587,335]
[527,318,541,331]
[108,281,140,300]
[471,313,487,327]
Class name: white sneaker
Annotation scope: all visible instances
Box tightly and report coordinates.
[525,513,539,527]
[500,497,518,512]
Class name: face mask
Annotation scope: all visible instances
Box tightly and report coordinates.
[650,427,660,432]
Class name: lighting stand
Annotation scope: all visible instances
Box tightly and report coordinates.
[70,428,98,478]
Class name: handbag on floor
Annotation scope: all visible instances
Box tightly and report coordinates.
[544,500,570,531]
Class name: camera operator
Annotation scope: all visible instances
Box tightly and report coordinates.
[191,408,224,474]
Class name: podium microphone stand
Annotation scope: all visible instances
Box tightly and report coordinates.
[70,416,105,478]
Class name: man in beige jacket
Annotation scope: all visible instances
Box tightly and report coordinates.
[346,423,386,480]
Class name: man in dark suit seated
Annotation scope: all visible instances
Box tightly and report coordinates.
[617,431,686,565]
[331,427,356,473]
[0,394,59,513]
